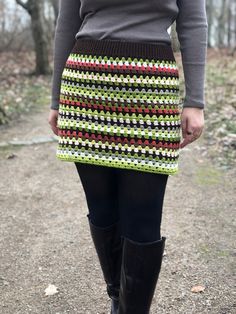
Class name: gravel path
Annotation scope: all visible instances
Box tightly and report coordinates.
[0,105,235,314]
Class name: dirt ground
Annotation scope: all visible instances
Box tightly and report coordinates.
[0,103,235,314]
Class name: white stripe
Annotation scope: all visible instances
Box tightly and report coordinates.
[58,137,180,157]
[62,69,179,87]
[56,148,178,170]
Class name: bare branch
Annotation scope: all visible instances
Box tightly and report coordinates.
[15,0,29,11]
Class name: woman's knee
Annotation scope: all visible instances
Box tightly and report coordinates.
[86,195,119,227]
[120,211,162,243]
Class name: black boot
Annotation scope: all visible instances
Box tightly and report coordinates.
[118,236,166,314]
[87,214,123,314]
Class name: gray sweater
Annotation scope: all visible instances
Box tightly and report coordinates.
[51,0,208,110]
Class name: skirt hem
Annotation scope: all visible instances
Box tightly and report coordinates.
[56,154,179,176]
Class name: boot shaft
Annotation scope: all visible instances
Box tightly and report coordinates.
[118,236,166,314]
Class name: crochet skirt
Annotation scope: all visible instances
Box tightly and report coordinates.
[56,39,182,175]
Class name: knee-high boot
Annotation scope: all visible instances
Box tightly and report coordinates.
[118,236,166,314]
[87,214,124,314]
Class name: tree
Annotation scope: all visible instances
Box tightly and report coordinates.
[170,22,180,52]
[16,0,50,75]
[49,0,59,24]
[206,0,214,47]
[218,0,227,48]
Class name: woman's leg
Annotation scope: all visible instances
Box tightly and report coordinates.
[74,162,120,227]
[117,168,169,242]
[74,162,122,313]
[116,169,169,313]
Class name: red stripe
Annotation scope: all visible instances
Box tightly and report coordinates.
[65,60,179,76]
[59,99,180,115]
[58,129,180,150]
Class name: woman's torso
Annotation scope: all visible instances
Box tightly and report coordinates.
[76,0,179,44]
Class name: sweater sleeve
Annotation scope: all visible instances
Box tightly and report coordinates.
[175,0,208,109]
[50,0,83,110]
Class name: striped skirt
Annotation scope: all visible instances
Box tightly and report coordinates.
[56,39,182,175]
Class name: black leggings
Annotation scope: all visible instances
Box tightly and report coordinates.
[74,162,169,243]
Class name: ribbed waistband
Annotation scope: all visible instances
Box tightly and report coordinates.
[71,38,175,61]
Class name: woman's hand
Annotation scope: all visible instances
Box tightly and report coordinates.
[180,107,204,149]
[48,109,59,136]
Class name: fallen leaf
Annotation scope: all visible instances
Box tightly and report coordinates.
[191,285,205,293]
[44,284,59,296]
[6,153,17,159]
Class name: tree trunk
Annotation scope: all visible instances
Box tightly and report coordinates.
[170,22,180,52]
[227,3,232,47]
[218,0,227,48]
[30,0,50,74]
[234,0,236,47]
[16,0,50,75]
[49,0,59,24]
[206,0,213,48]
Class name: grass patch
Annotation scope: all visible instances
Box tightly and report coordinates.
[194,164,222,186]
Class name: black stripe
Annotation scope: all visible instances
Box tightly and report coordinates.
[59,142,178,160]
[59,93,180,107]
[61,78,180,92]
[59,112,180,129]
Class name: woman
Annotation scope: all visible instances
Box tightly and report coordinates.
[48,1,207,313]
